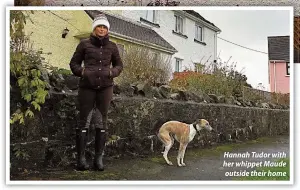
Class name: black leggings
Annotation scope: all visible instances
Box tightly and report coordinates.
[78,86,113,129]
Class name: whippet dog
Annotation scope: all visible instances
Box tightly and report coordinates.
[157,119,214,167]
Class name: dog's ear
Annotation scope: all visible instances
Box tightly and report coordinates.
[193,119,200,125]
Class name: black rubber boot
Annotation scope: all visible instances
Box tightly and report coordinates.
[94,128,107,171]
[76,128,89,171]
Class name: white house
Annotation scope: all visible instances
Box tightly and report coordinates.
[119,10,221,73]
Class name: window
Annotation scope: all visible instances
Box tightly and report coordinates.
[116,44,125,57]
[195,25,203,42]
[175,58,182,72]
[143,10,156,23]
[140,10,160,27]
[286,62,290,75]
[175,15,183,34]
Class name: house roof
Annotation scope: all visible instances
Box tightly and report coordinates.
[183,10,221,32]
[268,36,290,62]
[85,10,177,53]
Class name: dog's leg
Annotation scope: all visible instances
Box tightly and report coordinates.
[177,143,185,167]
[180,144,188,166]
[161,144,165,154]
[157,134,165,154]
[158,133,174,166]
[171,135,175,147]
[163,141,173,165]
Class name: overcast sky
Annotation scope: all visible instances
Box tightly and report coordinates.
[197,10,291,91]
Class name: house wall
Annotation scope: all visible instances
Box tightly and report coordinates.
[23,10,171,70]
[120,10,218,73]
[23,10,92,70]
[269,61,290,94]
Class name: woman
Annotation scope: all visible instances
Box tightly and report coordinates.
[69,14,123,171]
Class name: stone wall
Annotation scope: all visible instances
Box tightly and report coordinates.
[10,90,289,173]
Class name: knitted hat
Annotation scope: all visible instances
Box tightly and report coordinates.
[92,14,110,31]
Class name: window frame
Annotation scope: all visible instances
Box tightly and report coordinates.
[195,24,203,42]
[174,15,184,34]
[140,10,160,28]
[144,10,156,23]
[175,58,183,72]
[286,62,290,76]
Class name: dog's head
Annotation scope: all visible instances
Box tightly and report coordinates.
[194,119,215,132]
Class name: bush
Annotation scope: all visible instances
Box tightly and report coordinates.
[271,93,289,105]
[115,46,172,86]
[170,60,250,97]
[10,10,49,125]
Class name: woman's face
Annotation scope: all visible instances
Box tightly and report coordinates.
[94,25,108,37]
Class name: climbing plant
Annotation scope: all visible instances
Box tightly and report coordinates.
[10,10,49,125]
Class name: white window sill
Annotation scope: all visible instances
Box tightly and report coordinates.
[194,38,206,46]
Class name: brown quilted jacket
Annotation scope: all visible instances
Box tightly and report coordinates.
[69,34,123,89]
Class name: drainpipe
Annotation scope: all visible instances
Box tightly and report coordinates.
[215,31,220,61]
[214,33,217,61]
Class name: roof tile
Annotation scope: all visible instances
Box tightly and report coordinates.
[268,36,290,62]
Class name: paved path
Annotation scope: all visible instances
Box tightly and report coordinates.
[10,136,289,180]
[45,0,299,15]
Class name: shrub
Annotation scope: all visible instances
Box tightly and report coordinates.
[10,10,49,125]
[170,60,250,97]
[271,93,289,105]
[115,46,172,86]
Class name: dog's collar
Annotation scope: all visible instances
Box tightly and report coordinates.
[193,123,198,132]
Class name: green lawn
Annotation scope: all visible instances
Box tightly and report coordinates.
[237,158,290,180]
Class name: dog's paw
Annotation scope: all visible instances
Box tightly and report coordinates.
[167,161,173,166]
[177,163,182,167]
[181,163,186,166]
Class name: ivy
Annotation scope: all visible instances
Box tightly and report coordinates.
[10,10,49,125]
[13,145,30,160]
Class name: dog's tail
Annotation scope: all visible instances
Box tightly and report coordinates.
[151,118,169,135]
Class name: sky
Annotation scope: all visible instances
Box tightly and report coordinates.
[197,10,291,91]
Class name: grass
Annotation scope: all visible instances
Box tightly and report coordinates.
[237,158,290,181]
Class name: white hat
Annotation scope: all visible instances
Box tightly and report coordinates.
[92,14,110,31]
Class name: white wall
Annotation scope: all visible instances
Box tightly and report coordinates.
[121,10,218,73]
